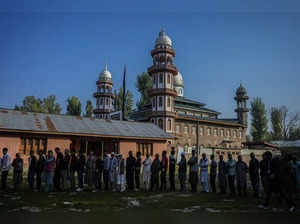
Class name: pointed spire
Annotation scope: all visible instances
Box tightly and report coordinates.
[104,64,108,71]
[159,25,165,36]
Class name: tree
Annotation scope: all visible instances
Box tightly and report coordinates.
[85,100,93,117]
[250,97,268,142]
[114,87,133,116]
[280,106,300,140]
[15,96,46,113]
[66,96,82,116]
[43,95,62,114]
[270,107,283,140]
[289,126,300,140]
[136,72,152,110]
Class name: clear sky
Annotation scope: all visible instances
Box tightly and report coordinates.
[0,0,299,120]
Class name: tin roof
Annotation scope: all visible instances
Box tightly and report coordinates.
[0,109,172,140]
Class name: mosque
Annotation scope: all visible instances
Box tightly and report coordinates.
[93,28,250,156]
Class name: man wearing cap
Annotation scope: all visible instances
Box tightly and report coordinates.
[142,153,152,192]
[188,149,198,193]
[178,152,187,192]
[117,154,126,192]
[109,152,118,191]
[199,153,209,193]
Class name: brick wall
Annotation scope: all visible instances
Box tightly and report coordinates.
[0,136,20,161]
[47,137,72,151]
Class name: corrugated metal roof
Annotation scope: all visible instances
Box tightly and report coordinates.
[0,109,172,140]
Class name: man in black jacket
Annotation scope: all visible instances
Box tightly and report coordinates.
[169,149,176,192]
[28,150,37,191]
[69,150,78,191]
[76,150,86,191]
[61,149,71,191]
[135,152,142,191]
[249,152,260,197]
[36,150,45,192]
[54,147,63,191]
[126,151,136,191]
[12,153,23,191]
[178,152,187,192]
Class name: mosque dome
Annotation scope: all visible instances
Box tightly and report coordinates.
[99,64,112,80]
[155,27,172,47]
[174,71,183,87]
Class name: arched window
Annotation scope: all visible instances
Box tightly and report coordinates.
[184,144,188,153]
[158,119,163,129]
[184,125,188,134]
[153,75,156,84]
[159,74,163,84]
[153,97,156,108]
[214,128,218,136]
[100,99,103,105]
[168,119,172,131]
[106,98,109,105]
[176,124,180,133]
[167,74,170,84]
[167,97,170,107]
[207,128,211,136]
[200,127,204,136]
[227,130,231,137]
[159,97,163,107]
[221,129,224,137]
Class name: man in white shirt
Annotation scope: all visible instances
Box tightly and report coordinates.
[1,148,11,190]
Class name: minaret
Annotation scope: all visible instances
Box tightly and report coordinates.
[174,71,184,97]
[234,83,249,126]
[147,28,178,133]
[93,64,115,119]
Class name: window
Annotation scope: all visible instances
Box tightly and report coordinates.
[158,119,163,129]
[207,128,211,136]
[167,97,170,107]
[159,97,163,107]
[227,130,231,137]
[106,98,109,105]
[153,75,156,84]
[159,74,163,83]
[214,128,218,136]
[153,97,156,108]
[221,129,224,137]
[239,131,243,139]
[200,127,203,136]
[233,130,237,138]
[184,125,189,134]
[100,99,103,105]
[176,124,180,133]
[137,143,153,156]
[184,144,188,153]
[192,126,196,135]
[168,119,172,131]
[167,74,170,84]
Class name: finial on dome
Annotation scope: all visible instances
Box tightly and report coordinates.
[104,64,108,71]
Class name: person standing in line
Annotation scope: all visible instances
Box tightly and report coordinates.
[236,155,248,196]
[226,153,237,196]
[199,153,209,193]
[54,147,63,191]
[95,154,104,191]
[178,152,187,192]
[86,151,96,191]
[160,150,168,192]
[69,150,78,191]
[117,154,126,192]
[126,151,136,191]
[188,149,198,193]
[12,153,23,191]
[259,151,272,208]
[151,153,161,191]
[76,150,86,192]
[44,150,56,193]
[169,149,176,192]
[249,152,260,198]
[61,149,71,191]
[142,153,152,192]
[103,153,110,190]
[218,155,227,194]
[135,151,142,191]
[36,150,45,192]
[1,148,11,190]
[28,149,37,191]
[210,154,217,193]
[109,152,118,192]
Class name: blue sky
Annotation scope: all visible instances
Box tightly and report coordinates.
[0,0,299,120]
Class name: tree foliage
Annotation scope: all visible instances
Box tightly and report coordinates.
[114,87,133,116]
[270,107,283,140]
[15,95,61,114]
[66,96,82,116]
[250,97,268,142]
[135,72,152,110]
[85,100,94,117]
[280,106,300,140]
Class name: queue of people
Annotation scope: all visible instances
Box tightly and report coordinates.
[0,147,298,211]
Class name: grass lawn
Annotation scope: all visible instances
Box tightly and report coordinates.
[0,175,299,224]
